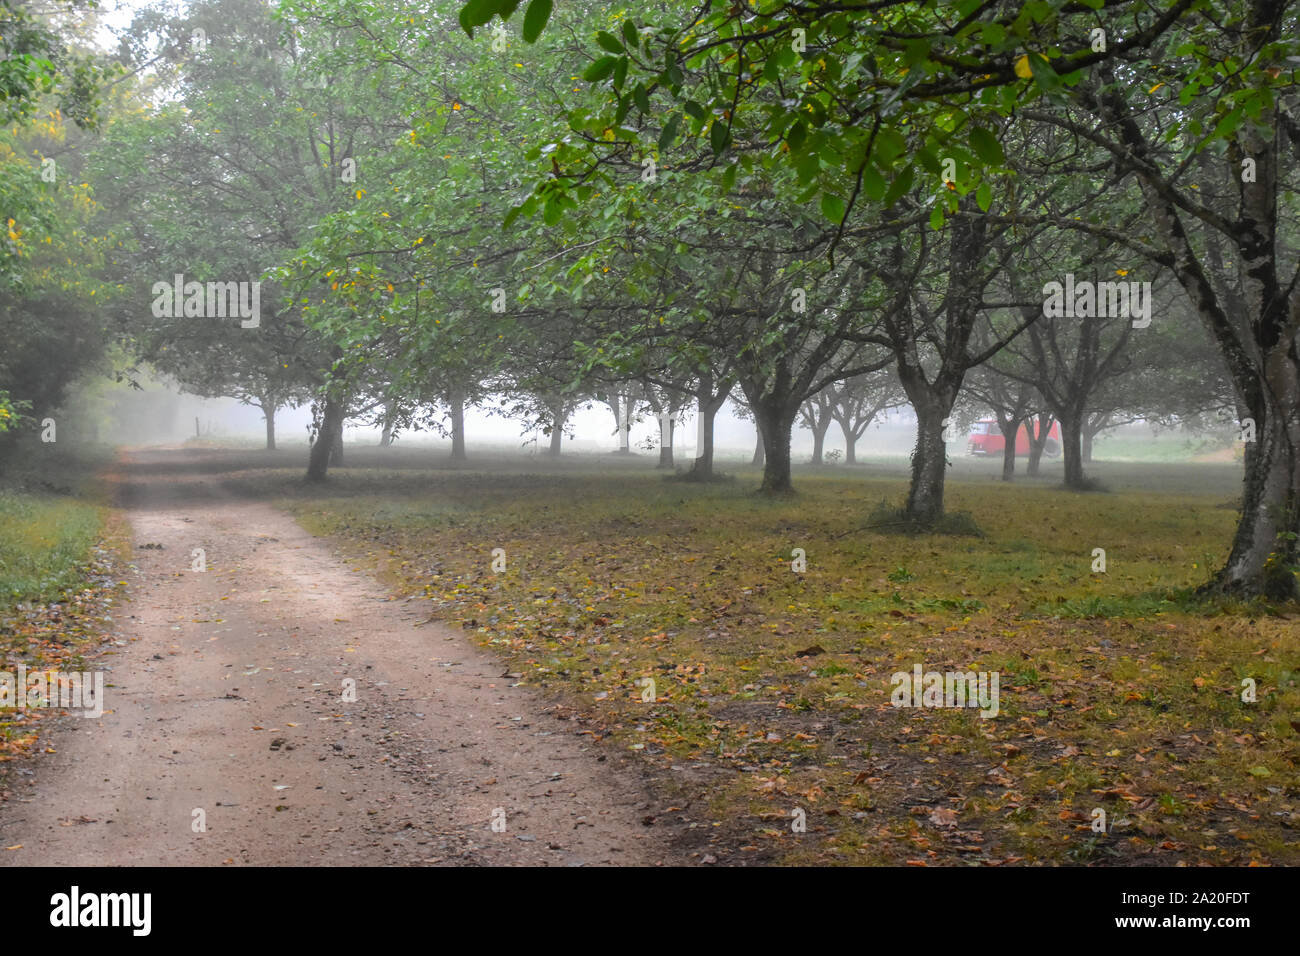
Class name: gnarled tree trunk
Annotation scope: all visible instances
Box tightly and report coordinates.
[753,399,797,494]
[306,397,344,482]
[1212,373,1300,599]
[906,399,951,521]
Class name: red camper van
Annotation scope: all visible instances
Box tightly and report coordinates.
[966,418,1060,457]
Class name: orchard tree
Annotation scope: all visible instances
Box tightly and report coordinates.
[1016,3,1300,596]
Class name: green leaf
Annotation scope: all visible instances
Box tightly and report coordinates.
[596,31,624,54]
[1025,52,1061,91]
[658,114,680,151]
[683,100,707,121]
[1210,105,1245,141]
[861,167,886,201]
[709,120,730,155]
[786,120,807,153]
[613,91,631,124]
[796,151,819,185]
[980,22,1007,46]
[874,127,907,164]
[521,0,552,43]
[622,19,639,49]
[544,194,564,225]
[968,126,1004,166]
[929,205,945,230]
[976,182,992,212]
[583,56,618,82]
[459,0,498,37]
[884,165,914,206]
[633,83,650,114]
[503,201,526,228]
[820,193,846,222]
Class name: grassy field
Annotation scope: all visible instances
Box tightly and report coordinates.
[0,444,124,761]
[214,446,1299,866]
[0,492,106,604]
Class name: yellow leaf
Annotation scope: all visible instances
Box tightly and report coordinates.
[1014,55,1033,79]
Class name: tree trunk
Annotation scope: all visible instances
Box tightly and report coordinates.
[614,394,630,453]
[810,419,830,465]
[377,398,395,447]
[999,420,1018,481]
[449,390,466,461]
[751,428,765,468]
[1081,428,1094,464]
[1026,413,1052,477]
[379,399,397,447]
[547,402,566,457]
[1209,385,1300,599]
[657,413,674,469]
[840,421,858,464]
[688,395,726,480]
[754,402,796,494]
[906,403,949,521]
[328,413,344,465]
[306,397,343,482]
[263,403,277,451]
[1059,409,1087,489]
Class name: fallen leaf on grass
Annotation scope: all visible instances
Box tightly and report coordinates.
[928,808,959,828]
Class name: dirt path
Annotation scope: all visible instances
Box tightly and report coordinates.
[0,449,670,866]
